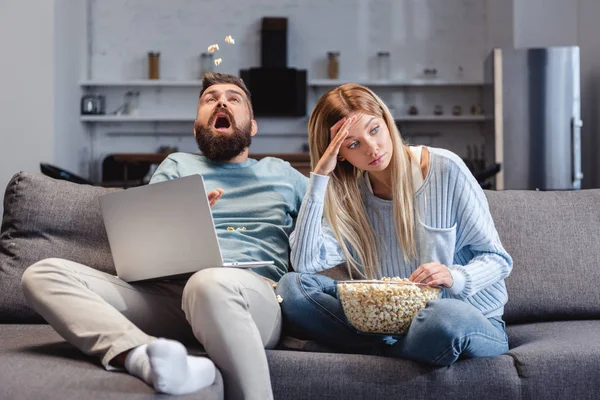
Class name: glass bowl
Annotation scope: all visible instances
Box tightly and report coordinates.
[337,278,441,335]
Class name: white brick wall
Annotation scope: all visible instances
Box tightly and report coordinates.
[90,0,488,82]
[4,0,595,188]
[85,0,492,181]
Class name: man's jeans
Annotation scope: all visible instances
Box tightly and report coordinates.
[277,272,509,366]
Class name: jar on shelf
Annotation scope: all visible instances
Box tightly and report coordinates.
[327,51,340,80]
[148,52,160,80]
[200,52,214,79]
[127,90,140,115]
[376,51,391,81]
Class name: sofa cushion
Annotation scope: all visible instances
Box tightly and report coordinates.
[0,324,223,399]
[267,348,520,400]
[485,189,600,323]
[506,320,600,399]
[0,172,118,323]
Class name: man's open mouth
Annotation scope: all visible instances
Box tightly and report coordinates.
[213,113,232,130]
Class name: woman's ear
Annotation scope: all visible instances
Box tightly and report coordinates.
[337,155,345,161]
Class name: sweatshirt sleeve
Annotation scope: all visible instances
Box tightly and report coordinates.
[289,173,347,273]
[149,156,180,184]
[446,159,513,299]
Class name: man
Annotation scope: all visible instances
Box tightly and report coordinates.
[21,73,308,400]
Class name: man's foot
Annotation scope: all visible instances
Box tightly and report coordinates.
[124,339,216,395]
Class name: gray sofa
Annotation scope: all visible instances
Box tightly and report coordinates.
[1,172,599,400]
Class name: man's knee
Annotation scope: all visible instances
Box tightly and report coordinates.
[185,267,242,293]
[182,268,253,310]
[21,258,70,297]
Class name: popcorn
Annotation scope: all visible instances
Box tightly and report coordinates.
[227,227,234,231]
[276,295,283,303]
[206,36,232,67]
[337,277,440,335]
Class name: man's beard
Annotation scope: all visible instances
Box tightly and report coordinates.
[194,110,252,162]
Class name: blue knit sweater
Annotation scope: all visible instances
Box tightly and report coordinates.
[290,147,513,318]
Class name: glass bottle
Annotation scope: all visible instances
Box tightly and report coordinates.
[200,52,214,79]
[327,52,340,80]
[377,51,391,81]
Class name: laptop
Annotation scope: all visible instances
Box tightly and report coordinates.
[99,174,274,282]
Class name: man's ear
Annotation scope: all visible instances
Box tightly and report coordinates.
[250,119,258,137]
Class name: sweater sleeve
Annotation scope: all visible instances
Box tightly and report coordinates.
[289,173,347,273]
[446,159,513,299]
[149,156,180,184]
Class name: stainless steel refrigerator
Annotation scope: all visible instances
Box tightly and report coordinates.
[483,46,583,190]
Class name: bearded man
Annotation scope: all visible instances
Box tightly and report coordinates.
[21,73,308,400]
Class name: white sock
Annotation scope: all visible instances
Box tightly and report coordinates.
[124,339,216,395]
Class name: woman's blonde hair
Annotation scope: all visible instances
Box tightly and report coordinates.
[308,83,417,279]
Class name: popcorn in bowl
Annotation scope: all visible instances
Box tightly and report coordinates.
[337,277,440,335]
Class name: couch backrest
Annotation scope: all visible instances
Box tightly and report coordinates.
[0,172,118,322]
[485,189,600,324]
[2,172,599,324]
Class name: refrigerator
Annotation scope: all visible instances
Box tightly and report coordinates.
[483,46,583,190]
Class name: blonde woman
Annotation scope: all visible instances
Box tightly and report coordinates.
[276,84,513,365]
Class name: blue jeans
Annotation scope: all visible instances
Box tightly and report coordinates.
[277,272,509,366]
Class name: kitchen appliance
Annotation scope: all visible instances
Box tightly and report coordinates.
[261,17,287,68]
[240,68,306,116]
[80,94,105,115]
[484,46,583,190]
[240,16,307,117]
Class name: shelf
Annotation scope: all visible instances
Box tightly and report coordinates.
[80,80,203,87]
[81,79,486,88]
[80,115,491,123]
[81,115,490,123]
[80,115,194,122]
[80,79,485,88]
[309,79,485,87]
[395,115,490,122]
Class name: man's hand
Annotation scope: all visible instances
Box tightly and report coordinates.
[409,262,454,288]
[208,188,224,208]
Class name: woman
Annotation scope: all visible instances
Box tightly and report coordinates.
[277,83,512,366]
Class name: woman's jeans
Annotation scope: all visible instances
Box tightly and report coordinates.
[277,272,509,366]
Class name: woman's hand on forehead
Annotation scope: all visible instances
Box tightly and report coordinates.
[330,113,364,140]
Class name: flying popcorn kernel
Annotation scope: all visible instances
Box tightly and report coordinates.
[207,44,219,53]
[225,35,235,44]
[276,295,283,303]
[214,58,222,66]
